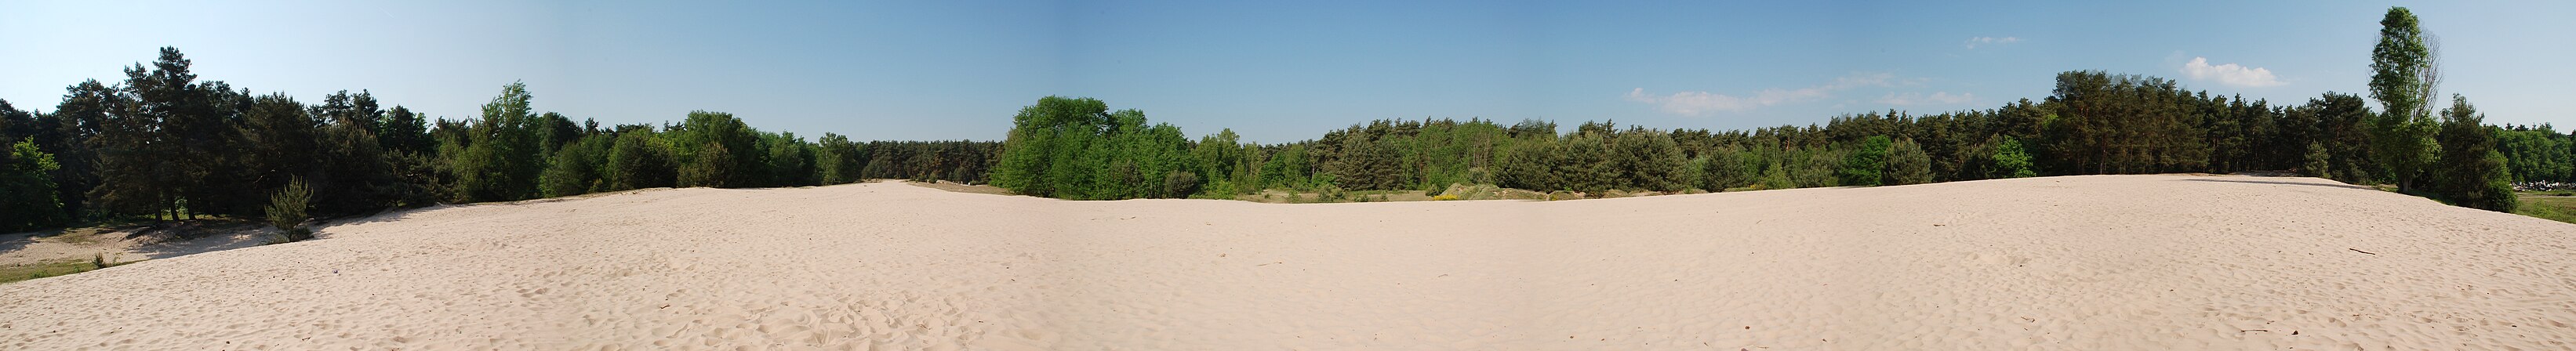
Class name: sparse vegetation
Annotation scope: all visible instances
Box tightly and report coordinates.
[2,259,119,284]
[2516,197,2576,225]
[264,179,314,243]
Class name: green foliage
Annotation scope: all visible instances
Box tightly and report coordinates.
[263,178,313,242]
[816,133,866,184]
[2496,126,2571,183]
[1324,134,1408,190]
[2367,6,2440,190]
[2302,141,2334,178]
[2516,197,2576,225]
[674,110,761,188]
[2304,92,2382,183]
[763,132,817,186]
[993,96,1109,197]
[452,82,546,202]
[1698,147,1757,190]
[679,141,739,188]
[1886,138,1931,185]
[540,135,612,197]
[990,97,1198,200]
[1839,136,1891,186]
[2045,71,2210,174]
[1162,171,1201,198]
[2431,95,2516,212]
[605,131,675,190]
[1792,149,1844,188]
[1,139,65,231]
[1991,136,2037,179]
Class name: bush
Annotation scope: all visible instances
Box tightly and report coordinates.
[2302,141,2333,178]
[1162,171,1201,198]
[263,179,314,242]
[1887,138,1932,185]
[1991,136,2037,179]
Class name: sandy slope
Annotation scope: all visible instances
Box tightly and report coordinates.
[2,175,2572,350]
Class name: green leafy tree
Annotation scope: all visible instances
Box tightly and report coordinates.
[1698,147,1757,190]
[992,96,1110,197]
[376,106,434,155]
[816,133,866,184]
[604,131,675,190]
[1991,136,2036,179]
[540,135,612,197]
[1,139,65,231]
[2367,6,2440,190]
[1840,136,1891,186]
[762,132,817,187]
[2496,127,2571,183]
[452,82,544,202]
[673,110,760,188]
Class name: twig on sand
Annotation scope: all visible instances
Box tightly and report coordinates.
[2349,248,2377,255]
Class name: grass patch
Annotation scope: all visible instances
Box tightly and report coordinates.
[0,254,143,284]
[2516,197,2576,225]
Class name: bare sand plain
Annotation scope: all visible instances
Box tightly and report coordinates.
[3,175,2574,350]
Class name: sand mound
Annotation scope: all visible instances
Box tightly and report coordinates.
[2,175,2571,349]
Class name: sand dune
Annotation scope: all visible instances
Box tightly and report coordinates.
[2,175,2572,349]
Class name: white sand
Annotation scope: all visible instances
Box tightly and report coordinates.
[2,175,2572,349]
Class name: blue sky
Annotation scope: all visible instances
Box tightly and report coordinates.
[4,1,2571,143]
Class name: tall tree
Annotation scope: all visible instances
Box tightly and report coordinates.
[2367,6,2440,190]
[376,106,434,155]
[452,82,543,202]
[1840,136,1892,186]
[992,96,1111,197]
[673,110,761,188]
[234,93,320,206]
[1,139,64,231]
[2431,95,2516,212]
[1887,138,1932,185]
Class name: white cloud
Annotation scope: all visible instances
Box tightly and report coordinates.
[2180,57,2286,88]
[1876,92,1977,106]
[1626,72,1897,116]
[1964,36,2021,49]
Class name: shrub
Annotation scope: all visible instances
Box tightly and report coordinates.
[263,179,314,242]
[2302,141,2333,178]
[1162,171,1201,198]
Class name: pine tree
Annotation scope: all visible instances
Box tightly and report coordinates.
[2432,95,2516,212]
[1887,138,1933,185]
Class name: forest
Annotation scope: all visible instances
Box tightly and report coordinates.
[990,7,2556,213]
[2,7,2567,234]
[0,48,997,233]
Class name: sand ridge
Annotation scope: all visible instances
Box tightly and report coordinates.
[2,175,2573,349]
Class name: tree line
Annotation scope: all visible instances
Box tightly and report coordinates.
[993,7,2538,212]
[0,47,999,233]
